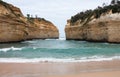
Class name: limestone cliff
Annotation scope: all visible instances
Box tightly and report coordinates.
[0,1,59,43]
[65,2,120,43]
[25,18,59,40]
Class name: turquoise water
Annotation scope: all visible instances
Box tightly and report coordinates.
[0,39,120,62]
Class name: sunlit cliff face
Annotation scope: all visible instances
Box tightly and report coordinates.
[0,1,59,43]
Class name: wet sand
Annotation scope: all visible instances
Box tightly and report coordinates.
[0,60,120,77]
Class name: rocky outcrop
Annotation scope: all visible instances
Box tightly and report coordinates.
[65,1,120,43]
[25,18,59,40]
[65,13,120,43]
[0,1,59,43]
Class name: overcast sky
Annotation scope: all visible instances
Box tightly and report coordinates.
[4,0,111,37]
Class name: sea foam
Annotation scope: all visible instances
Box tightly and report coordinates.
[0,47,22,52]
[0,56,120,63]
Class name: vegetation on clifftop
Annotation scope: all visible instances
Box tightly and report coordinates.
[26,14,52,24]
[70,0,120,24]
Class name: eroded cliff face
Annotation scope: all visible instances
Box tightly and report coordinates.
[0,1,59,43]
[25,18,59,40]
[65,13,120,43]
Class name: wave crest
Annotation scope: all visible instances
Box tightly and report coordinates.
[0,56,120,63]
[0,47,22,52]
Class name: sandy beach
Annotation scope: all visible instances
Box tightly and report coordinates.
[0,60,120,77]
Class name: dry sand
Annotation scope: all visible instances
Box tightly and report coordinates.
[0,60,120,77]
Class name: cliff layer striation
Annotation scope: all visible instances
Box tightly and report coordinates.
[0,1,59,43]
[65,1,120,43]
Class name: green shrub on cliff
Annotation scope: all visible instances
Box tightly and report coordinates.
[26,14,51,24]
[70,0,120,24]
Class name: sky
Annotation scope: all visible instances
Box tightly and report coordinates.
[4,0,111,37]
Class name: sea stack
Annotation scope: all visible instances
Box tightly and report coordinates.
[0,1,59,43]
[65,1,120,43]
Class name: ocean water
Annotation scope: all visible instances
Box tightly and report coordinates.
[0,38,120,63]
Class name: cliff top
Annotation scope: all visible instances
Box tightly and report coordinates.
[0,0,23,17]
[70,0,120,25]
[0,0,56,28]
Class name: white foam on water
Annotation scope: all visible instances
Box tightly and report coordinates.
[58,37,66,40]
[0,47,22,52]
[45,37,65,41]
[0,56,120,63]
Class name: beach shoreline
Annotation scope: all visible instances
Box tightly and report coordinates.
[0,60,120,77]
